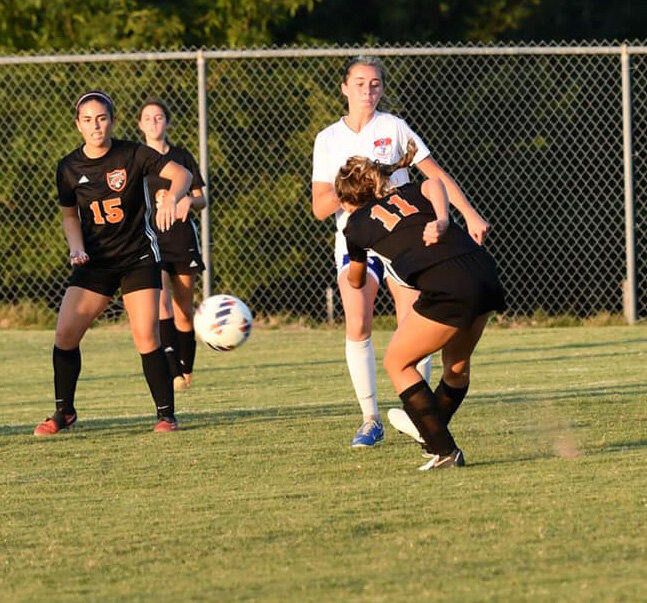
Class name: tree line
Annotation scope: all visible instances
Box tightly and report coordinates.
[0,0,644,53]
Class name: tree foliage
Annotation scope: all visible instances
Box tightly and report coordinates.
[1,0,644,52]
[273,0,542,44]
[0,0,319,51]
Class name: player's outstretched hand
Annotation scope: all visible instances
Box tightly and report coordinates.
[465,213,490,245]
[69,250,89,266]
[423,219,449,245]
[175,197,192,223]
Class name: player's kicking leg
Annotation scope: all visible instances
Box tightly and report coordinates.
[34,287,109,435]
[383,309,464,469]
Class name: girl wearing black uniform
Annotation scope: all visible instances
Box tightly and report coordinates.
[34,90,192,436]
[336,141,505,469]
[138,98,206,391]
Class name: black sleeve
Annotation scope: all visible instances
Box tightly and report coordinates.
[347,240,367,263]
[56,160,76,207]
[135,143,170,176]
[343,221,368,262]
[182,149,205,190]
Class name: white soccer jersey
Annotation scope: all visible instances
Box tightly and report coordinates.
[312,111,431,260]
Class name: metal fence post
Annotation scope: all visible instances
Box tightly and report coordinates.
[197,48,212,298]
[621,43,637,324]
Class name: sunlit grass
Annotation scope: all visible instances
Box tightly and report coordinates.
[1,326,645,601]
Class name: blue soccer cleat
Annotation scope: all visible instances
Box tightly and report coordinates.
[351,420,384,448]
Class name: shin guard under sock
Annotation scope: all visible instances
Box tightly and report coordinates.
[345,337,379,419]
[53,346,81,416]
[159,318,183,379]
[435,379,469,425]
[176,329,197,374]
[399,380,456,456]
[141,347,175,419]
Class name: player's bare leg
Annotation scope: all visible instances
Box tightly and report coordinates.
[35,287,110,436]
[124,288,177,431]
[384,310,462,466]
[338,270,384,447]
[125,288,161,353]
[55,286,110,349]
[170,273,197,387]
[386,277,431,382]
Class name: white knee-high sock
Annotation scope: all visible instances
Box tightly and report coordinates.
[416,355,432,384]
[345,337,379,420]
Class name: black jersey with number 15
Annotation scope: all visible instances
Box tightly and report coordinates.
[56,139,169,269]
[343,182,480,287]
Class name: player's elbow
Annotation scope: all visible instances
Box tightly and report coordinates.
[312,201,329,221]
[347,273,366,289]
[192,195,207,210]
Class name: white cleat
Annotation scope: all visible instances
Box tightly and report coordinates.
[418,449,465,471]
[387,408,424,444]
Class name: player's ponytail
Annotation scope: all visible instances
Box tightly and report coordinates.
[335,140,418,208]
[383,139,417,177]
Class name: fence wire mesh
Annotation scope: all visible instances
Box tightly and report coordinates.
[0,45,642,322]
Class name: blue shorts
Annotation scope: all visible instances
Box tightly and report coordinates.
[338,254,385,285]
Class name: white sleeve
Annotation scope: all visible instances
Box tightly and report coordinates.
[312,132,335,184]
[397,118,431,165]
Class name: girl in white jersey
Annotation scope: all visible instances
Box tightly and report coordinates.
[312,56,490,448]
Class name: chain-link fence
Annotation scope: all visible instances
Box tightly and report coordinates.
[0,44,644,323]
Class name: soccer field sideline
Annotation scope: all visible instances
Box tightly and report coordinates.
[1,326,646,601]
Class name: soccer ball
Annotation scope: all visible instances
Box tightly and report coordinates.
[194,294,253,351]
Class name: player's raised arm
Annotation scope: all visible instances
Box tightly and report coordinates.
[421,177,450,246]
[416,156,490,244]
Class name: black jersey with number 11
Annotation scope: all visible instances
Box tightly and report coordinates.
[56,139,169,269]
[343,182,480,287]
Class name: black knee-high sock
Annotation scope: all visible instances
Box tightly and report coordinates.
[159,318,183,379]
[141,347,175,419]
[53,346,81,416]
[176,329,197,374]
[435,379,469,425]
[400,380,457,456]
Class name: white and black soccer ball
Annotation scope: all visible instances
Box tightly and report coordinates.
[194,294,253,351]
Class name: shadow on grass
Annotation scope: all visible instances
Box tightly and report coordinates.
[475,348,647,368]
[0,400,351,438]
[467,438,647,468]
[14,358,348,388]
[466,381,647,406]
[478,337,647,357]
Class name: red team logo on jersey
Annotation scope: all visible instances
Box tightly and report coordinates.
[373,137,393,161]
[106,169,127,192]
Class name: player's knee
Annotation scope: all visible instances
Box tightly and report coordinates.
[159,299,174,318]
[383,350,403,378]
[345,318,372,340]
[131,326,160,353]
[175,302,194,327]
[55,324,83,349]
[442,359,470,387]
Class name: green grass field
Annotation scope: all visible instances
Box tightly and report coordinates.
[1,325,646,602]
